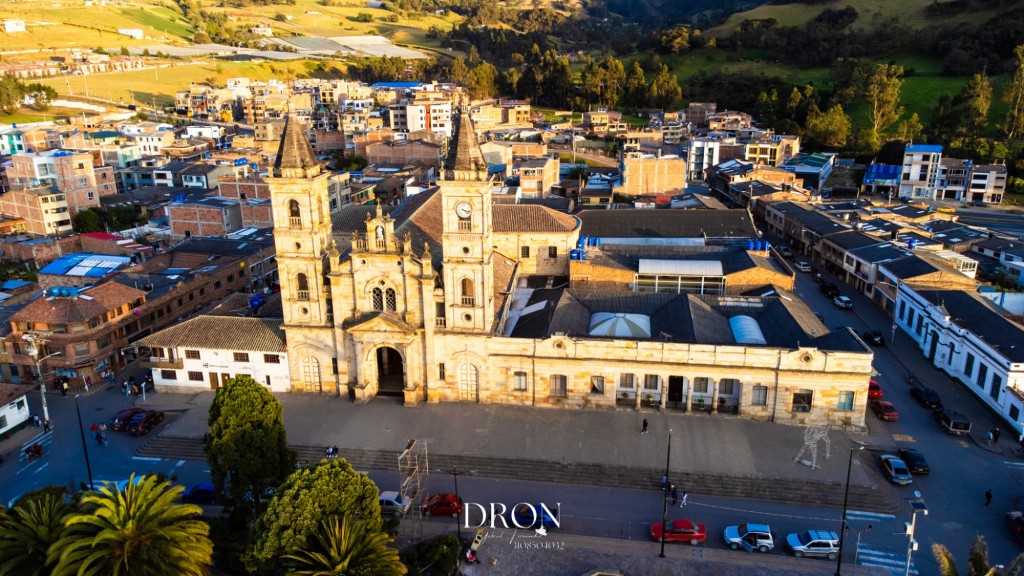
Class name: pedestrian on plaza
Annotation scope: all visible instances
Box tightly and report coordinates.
[84,376,91,393]
[661,474,667,487]
[90,423,99,433]
[43,420,51,433]
[993,427,1002,445]
[680,491,688,507]
[985,489,993,508]
[641,418,648,434]
[671,485,679,506]
[61,380,68,397]
[33,415,40,428]
[124,381,131,398]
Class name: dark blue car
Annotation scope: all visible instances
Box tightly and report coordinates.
[510,503,559,529]
[181,482,219,505]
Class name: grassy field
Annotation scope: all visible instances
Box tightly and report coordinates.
[710,0,1018,36]
[0,106,91,125]
[0,1,193,51]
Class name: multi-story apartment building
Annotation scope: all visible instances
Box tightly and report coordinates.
[168,195,243,239]
[134,130,177,157]
[969,163,1007,204]
[5,150,115,214]
[515,156,560,198]
[617,151,687,196]
[744,134,801,167]
[0,182,72,234]
[899,144,943,200]
[682,102,717,126]
[936,158,972,201]
[365,139,443,169]
[387,99,452,138]
[685,137,720,181]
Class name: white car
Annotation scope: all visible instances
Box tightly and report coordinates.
[793,262,812,272]
[833,296,853,309]
[724,522,774,553]
[379,491,411,517]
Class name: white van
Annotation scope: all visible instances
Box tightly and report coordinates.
[793,262,812,273]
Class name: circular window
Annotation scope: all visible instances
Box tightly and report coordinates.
[463,313,472,323]
[554,341,564,349]
[800,353,813,363]
[294,242,301,250]
[462,246,470,255]
[300,307,308,315]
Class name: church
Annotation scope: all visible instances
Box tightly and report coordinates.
[267,107,874,429]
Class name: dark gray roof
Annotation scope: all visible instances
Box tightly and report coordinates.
[823,231,881,251]
[916,290,1024,362]
[790,210,848,236]
[769,201,813,216]
[975,237,1024,257]
[849,243,909,264]
[111,272,185,300]
[889,205,931,219]
[880,256,941,280]
[578,210,757,240]
[170,233,274,256]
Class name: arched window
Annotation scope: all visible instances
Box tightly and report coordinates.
[288,199,301,228]
[372,288,383,310]
[460,278,474,306]
[296,273,309,300]
[385,288,397,311]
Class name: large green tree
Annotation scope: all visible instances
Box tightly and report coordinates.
[1003,44,1024,139]
[247,459,381,576]
[960,72,993,138]
[0,76,23,115]
[0,492,71,576]
[805,104,852,148]
[647,65,682,110]
[624,61,647,109]
[205,375,295,512]
[48,475,212,576]
[73,208,103,233]
[283,514,406,576]
[864,63,904,133]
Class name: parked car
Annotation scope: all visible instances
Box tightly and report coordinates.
[778,246,794,258]
[109,408,146,431]
[870,399,899,421]
[422,493,463,517]
[934,408,972,436]
[723,523,774,552]
[181,482,219,505]
[794,261,812,272]
[910,385,942,409]
[786,530,840,560]
[126,410,164,435]
[821,284,840,298]
[511,503,559,529]
[937,206,957,214]
[868,381,883,400]
[833,296,853,309]
[1006,511,1024,545]
[897,448,931,475]
[878,454,913,485]
[650,518,706,545]
[862,330,885,346]
[379,491,410,517]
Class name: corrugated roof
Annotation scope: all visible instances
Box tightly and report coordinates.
[10,282,145,324]
[138,316,286,352]
[906,144,943,154]
[638,259,723,275]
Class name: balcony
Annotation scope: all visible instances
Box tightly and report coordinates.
[460,296,475,306]
[142,357,183,369]
[296,290,310,301]
[288,217,302,228]
[435,317,446,328]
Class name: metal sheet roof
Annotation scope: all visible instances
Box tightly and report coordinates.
[638,259,723,275]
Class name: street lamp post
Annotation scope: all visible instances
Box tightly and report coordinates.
[847,524,873,576]
[24,334,61,425]
[659,428,672,558]
[439,466,471,544]
[836,446,864,576]
[73,395,95,491]
[905,497,928,576]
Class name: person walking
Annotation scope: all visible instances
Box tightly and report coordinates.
[641,418,649,434]
[680,491,688,507]
[60,380,68,397]
[43,420,51,433]
[994,427,1002,445]
[985,489,993,508]
[671,485,679,507]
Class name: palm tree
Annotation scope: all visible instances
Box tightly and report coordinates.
[283,514,407,576]
[48,474,213,576]
[0,492,71,576]
[933,534,1024,576]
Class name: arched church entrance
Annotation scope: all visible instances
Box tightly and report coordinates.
[376,347,405,397]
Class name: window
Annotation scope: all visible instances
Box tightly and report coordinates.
[264,354,280,364]
[228,274,234,283]
[97,336,110,350]
[513,371,528,391]
[288,199,301,227]
[718,378,737,395]
[752,385,768,406]
[185,350,200,359]
[214,280,222,289]
[977,363,988,389]
[964,353,975,378]
[297,274,309,300]
[161,370,177,380]
[438,363,446,380]
[548,246,557,259]
[793,389,813,412]
[694,377,711,394]
[332,358,338,375]
[385,288,397,311]
[233,352,250,362]
[643,374,659,390]
[1012,405,1020,422]
[550,374,567,397]
[521,246,531,258]
[619,374,635,389]
[73,342,91,357]
[837,391,855,411]
[590,376,605,394]
[460,278,474,306]
[372,288,384,310]
[991,375,1002,401]
[177,298,184,307]
[188,371,203,381]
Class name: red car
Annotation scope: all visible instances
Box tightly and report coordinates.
[870,399,899,421]
[650,518,706,545]
[868,381,883,400]
[422,493,463,517]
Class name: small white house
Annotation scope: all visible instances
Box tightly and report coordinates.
[139,316,290,393]
[4,19,26,33]
[117,28,144,40]
[0,384,31,436]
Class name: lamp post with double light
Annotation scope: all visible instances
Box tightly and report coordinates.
[23,333,61,425]
[437,466,472,544]
[836,445,865,576]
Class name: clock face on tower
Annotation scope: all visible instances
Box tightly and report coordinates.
[455,202,472,219]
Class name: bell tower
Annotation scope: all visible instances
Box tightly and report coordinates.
[267,113,332,327]
[440,105,495,332]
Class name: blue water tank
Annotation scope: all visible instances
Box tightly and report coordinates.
[592,237,601,247]
[577,236,587,249]
[68,287,78,297]
[569,249,579,261]
[763,242,770,252]
[746,240,754,250]
[249,293,264,308]
[578,250,586,261]
[250,163,258,171]
[908,238,918,250]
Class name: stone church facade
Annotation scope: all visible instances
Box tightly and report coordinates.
[267,109,874,430]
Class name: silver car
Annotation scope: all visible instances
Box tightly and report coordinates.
[786,530,839,560]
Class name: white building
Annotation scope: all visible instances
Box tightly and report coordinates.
[899,144,943,200]
[0,384,30,436]
[4,19,26,33]
[895,286,1024,435]
[685,137,720,182]
[969,164,1007,205]
[117,28,144,40]
[387,100,452,138]
[138,316,290,393]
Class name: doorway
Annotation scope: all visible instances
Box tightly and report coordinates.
[376,347,404,396]
[209,373,218,390]
[458,363,479,402]
[667,376,687,411]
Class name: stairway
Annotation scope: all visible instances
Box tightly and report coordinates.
[138,436,902,513]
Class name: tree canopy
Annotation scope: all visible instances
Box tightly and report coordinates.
[282,514,406,576]
[247,459,381,575]
[205,375,295,511]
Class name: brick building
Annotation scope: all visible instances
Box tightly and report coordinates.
[365,139,442,169]
[0,182,73,235]
[167,196,243,239]
[617,151,687,197]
